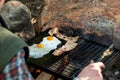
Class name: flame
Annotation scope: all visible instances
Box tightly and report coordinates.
[35,69,41,73]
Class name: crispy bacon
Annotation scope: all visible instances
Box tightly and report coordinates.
[49,27,79,56]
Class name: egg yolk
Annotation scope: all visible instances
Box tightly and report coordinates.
[37,43,44,48]
[47,36,54,41]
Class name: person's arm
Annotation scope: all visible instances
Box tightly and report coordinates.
[74,62,105,80]
[0,0,5,10]
[0,49,34,80]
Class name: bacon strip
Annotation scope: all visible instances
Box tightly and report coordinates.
[49,27,79,56]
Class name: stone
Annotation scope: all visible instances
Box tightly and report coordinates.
[0,1,35,41]
[40,0,114,46]
[4,0,120,49]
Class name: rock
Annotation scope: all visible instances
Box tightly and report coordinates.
[3,0,120,49]
[0,1,35,41]
[19,0,45,34]
[40,0,120,49]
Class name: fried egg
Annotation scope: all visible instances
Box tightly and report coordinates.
[29,43,50,58]
[41,36,61,50]
[29,36,61,58]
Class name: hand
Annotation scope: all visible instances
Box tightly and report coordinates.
[77,61,105,80]
[0,0,5,10]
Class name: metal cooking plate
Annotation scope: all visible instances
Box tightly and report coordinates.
[48,38,120,80]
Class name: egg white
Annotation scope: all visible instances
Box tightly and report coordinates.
[29,44,50,58]
[41,36,61,50]
[29,36,61,58]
